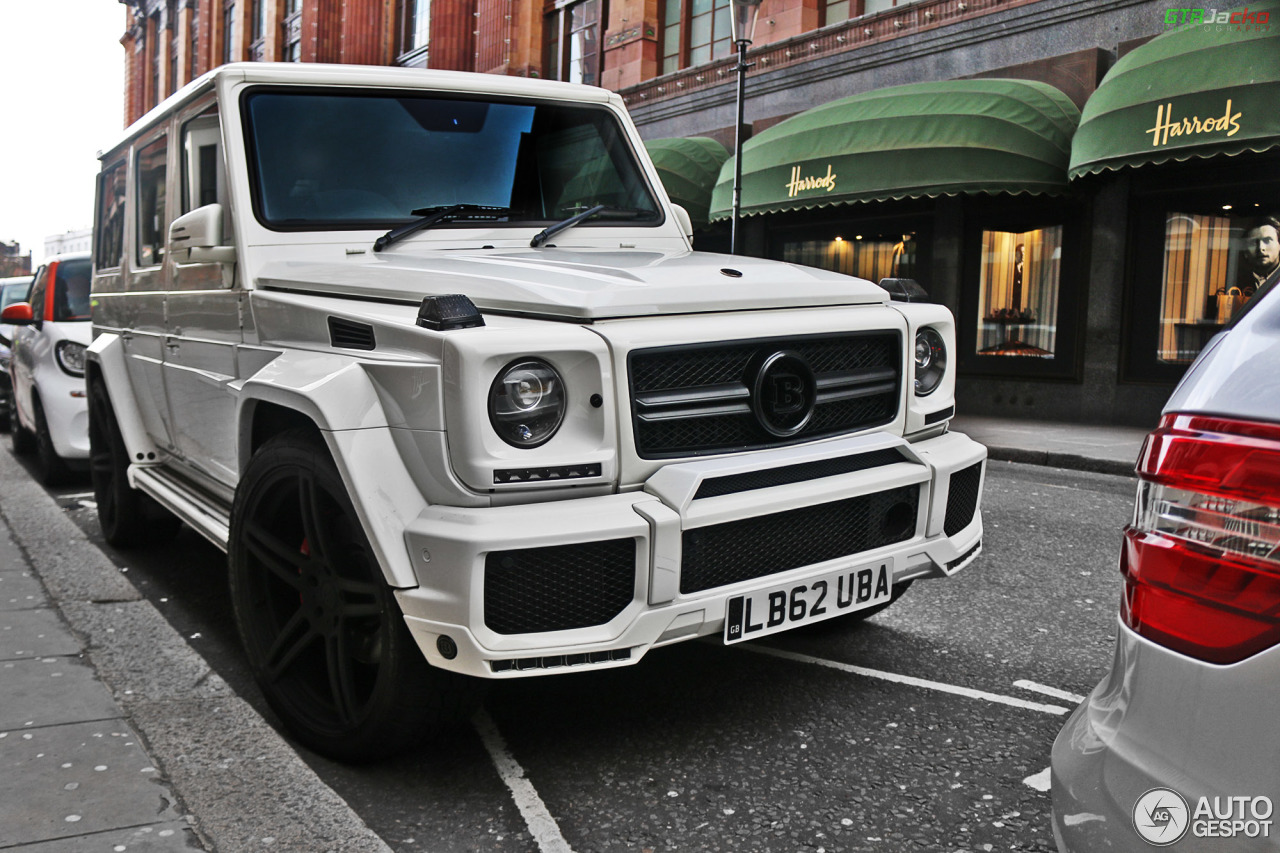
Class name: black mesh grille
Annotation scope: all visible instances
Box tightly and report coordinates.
[694,448,907,499]
[327,317,376,350]
[629,333,901,459]
[944,463,983,536]
[484,540,636,635]
[680,485,919,594]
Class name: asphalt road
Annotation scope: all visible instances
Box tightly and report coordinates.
[36,457,1132,853]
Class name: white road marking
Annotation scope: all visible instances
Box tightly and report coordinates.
[1023,767,1052,792]
[473,708,576,853]
[1013,680,1085,704]
[743,646,1072,715]
[59,492,95,500]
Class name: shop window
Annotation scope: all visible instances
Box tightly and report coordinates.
[779,229,918,283]
[975,226,1062,359]
[136,136,168,268]
[1123,157,1280,384]
[1154,212,1275,364]
[545,0,603,85]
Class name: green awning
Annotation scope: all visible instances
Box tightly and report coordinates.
[1070,2,1280,179]
[708,79,1080,221]
[644,137,729,228]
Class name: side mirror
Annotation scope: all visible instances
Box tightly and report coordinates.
[1,302,34,326]
[670,204,694,243]
[878,278,931,303]
[169,204,236,264]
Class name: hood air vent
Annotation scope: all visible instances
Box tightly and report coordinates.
[328,317,376,351]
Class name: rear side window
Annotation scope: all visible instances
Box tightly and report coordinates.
[95,161,127,270]
[52,258,92,322]
[136,135,168,267]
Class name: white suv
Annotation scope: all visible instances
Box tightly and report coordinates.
[89,63,986,761]
[3,253,92,484]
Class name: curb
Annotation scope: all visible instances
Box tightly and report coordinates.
[0,448,392,853]
[984,446,1138,478]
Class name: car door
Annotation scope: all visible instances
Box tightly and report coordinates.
[9,264,48,426]
[162,106,243,484]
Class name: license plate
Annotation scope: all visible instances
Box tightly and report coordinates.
[723,560,893,644]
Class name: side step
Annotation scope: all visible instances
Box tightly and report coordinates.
[129,466,233,552]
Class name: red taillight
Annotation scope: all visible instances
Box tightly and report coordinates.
[1122,414,1280,664]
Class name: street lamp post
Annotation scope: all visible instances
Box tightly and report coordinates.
[729,0,762,256]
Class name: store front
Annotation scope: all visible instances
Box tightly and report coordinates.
[1068,7,1280,385]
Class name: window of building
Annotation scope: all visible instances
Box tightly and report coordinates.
[659,0,733,73]
[957,199,1083,379]
[545,0,603,85]
[150,12,162,108]
[95,161,128,270]
[974,226,1062,359]
[395,0,429,58]
[1122,157,1280,383]
[168,1,178,94]
[222,0,236,64]
[249,0,269,60]
[190,2,200,78]
[284,0,302,61]
[136,136,168,267]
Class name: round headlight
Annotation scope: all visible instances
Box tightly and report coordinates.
[56,340,87,378]
[914,327,946,396]
[488,359,566,447]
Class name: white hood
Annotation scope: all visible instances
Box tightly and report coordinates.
[255,248,889,320]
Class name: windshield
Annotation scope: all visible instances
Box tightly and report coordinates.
[0,281,31,311]
[243,89,662,231]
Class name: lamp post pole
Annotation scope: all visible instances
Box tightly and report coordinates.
[729,0,761,256]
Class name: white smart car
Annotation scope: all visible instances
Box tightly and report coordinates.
[2,252,93,484]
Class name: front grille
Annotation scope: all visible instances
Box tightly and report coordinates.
[484,539,635,635]
[680,485,919,594]
[944,463,983,536]
[629,332,901,459]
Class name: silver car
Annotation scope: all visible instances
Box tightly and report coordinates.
[1052,267,1280,851]
[0,275,34,432]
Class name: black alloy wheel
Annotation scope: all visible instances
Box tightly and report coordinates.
[88,379,180,547]
[229,429,464,762]
[31,396,70,486]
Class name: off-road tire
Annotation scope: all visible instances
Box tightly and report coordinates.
[228,428,473,763]
[88,379,182,547]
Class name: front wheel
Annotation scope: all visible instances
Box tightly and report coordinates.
[10,389,35,454]
[228,429,468,762]
[32,396,71,486]
[88,379,181,547]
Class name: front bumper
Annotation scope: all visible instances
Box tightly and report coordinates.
[397,429,985,678]
[1052,622,1280,852]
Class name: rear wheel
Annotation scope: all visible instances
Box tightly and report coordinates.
[10,390,35,454]
[32,396,70,486]
[229,429,470,762]
[89,379,181,547]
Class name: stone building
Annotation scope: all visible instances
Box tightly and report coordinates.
[0,242,32,278]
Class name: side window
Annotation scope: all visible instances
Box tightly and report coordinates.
[182,111,224,214]
[136,135,168,267]
[95,160,127,270]
[28,265,49,324]
[53,258,93,322]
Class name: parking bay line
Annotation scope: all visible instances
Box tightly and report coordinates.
[1013,679,1085,705]
[473,708,577,853]
[742,646,1072,715]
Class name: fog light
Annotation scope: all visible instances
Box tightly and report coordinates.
[436,635,458,660]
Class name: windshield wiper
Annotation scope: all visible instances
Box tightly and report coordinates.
[374,204,513,252]
[529,206,656,248]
